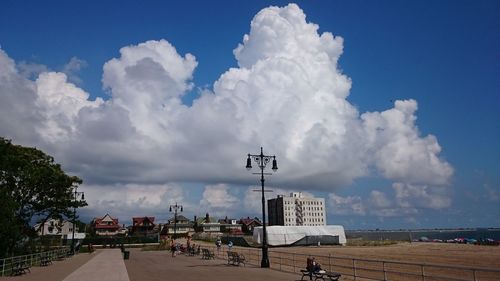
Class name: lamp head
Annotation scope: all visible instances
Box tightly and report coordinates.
[272,156,278,172]
[246,154,252,170]
[169,206,172,212]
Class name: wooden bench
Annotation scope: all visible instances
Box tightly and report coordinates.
[11,259,30,276]
[300,270,341,281]
[300,269,313,281]
[313,271,341,281]
[201,248,215,260]
[56,250,67,261]
[187,247,196,256]
[226,251,246,266]
[40,255,52,266]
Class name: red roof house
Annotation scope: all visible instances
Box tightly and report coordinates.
[91,214,121,236]
[238,217,262,234]
[132,216,156,236]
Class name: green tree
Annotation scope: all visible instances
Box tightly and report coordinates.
[0,138,86,257]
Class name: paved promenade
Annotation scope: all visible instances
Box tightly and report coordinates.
[1,249,301,281]
[63,249,129,281]
[125,248,299,281]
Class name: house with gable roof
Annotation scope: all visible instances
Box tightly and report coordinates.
[159,215,193,239]
[131,216,156,236]
[238,217,263,235]
[91,214,122,236]
[194,213,221,233]
[34,218,76,237]
[218,216,243,235]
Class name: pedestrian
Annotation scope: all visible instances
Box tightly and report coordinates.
[228,240,233,251]
[306,257,314,280]
[170,240,176,257]
[216,238,222,253]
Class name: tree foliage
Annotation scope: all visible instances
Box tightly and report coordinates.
[0,137,86,257]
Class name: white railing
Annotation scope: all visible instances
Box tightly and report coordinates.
[0,247,69,276]
[202,245,500,281]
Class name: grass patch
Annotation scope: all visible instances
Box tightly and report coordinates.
[347,240,400,246]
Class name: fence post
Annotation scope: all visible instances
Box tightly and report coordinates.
[1,258,5,277]
[383,261,387,281]
[329,254,332,272]
[293,253,296,273]
[472,269,477,281]
[353,259,357,281]
[421,264,425,281]
[279,253,282,271]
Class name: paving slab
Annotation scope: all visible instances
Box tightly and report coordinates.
[63,249,129,281]
[124,248,301,281]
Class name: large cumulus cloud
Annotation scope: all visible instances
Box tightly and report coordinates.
[0,4,453,221]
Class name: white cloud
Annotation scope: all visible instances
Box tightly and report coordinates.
[329,185,449,218]
[17,61,49,80]
[102,39,197,142]
[0,49,43,145]
[329,193,366,215]
[361,100,453,185]
[369,190,392,209]
[243,186,264,214]
[62,57,87,85]
[0,4,454,220]
[35,72,104,142]
[393,182,451,209]
[81,183,185,223]
[368,189,418,217]
[199,184,239,216]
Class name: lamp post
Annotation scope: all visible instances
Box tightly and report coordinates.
[71,186,84,255]
[169,203,183,240]
[246,147,278,268]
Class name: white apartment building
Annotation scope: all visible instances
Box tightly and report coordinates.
[268,192,326,226]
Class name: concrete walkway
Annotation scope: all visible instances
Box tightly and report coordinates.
[63,249,129,281]
[125,248,300,281]
[1,248,302,281]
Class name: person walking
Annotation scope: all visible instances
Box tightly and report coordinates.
[216,238,222,253]
[170,240,176,257]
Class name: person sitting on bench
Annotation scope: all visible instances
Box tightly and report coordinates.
[312,258,322,272]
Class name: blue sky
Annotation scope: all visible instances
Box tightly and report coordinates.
[0,1,499,229]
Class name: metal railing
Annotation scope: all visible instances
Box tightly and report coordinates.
[201,245,500,281]
[0,247,69,276]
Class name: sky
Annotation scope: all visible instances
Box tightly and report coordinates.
[0,0,499,230]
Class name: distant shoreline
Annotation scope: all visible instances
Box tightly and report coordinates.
[345,228,500,241]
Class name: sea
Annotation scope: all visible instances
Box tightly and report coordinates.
[345,228,500,241]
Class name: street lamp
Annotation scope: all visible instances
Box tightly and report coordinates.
[71,186,84,255]
[169,203,183,240]
[246,147,278,268]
